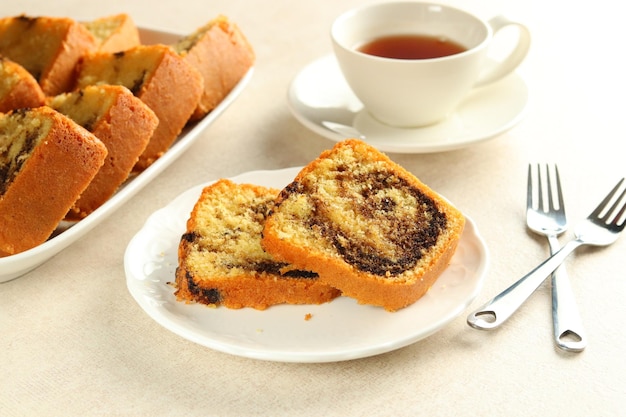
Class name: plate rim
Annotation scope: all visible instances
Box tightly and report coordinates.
[124,167,490,363]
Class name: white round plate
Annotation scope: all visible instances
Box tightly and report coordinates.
[287,55,528,153]
[125,167,489,363]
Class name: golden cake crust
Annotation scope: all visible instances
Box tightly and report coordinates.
[83,13,140,53]
[75,44,204,170]
[0,57,46,113]
[0,106,107,255]
[262,139,466,311]
[174,15,255,120]
[0,15,97,95]
[48,85,158,219]
[175,179,341,310]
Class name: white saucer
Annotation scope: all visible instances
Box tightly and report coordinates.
[124,167,489,363]
[287,55,529,153]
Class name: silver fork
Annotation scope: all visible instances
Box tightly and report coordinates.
[527,164,586,352]
[467,177,626,331]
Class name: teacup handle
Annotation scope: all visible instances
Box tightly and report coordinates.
[474,15,531,88]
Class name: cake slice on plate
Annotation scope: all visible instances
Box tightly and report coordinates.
[172,15,255,120]
[175,179,341,310]
[48,84,158,219]
[0,107,107,256]
[0,56,46,113]
[82,13,141,53]
[262,139,466,311]
[75,44,203,170]
[0,15,97,95]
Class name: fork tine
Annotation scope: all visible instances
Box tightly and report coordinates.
[545,164,554,212]
[589,178,626,226]
[607,187,626,226]
[536,164,544,211]
[527,164,534,210]
[551,165,565,213]
[529,164,566,215]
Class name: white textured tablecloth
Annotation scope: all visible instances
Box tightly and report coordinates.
[1,1,625,416]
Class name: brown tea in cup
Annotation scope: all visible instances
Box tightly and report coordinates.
[331,2,530,127]
[358,34,466,60]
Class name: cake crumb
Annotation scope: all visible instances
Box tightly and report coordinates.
[304,313,313,321]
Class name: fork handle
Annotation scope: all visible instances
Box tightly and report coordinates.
[467,239,584,330]
[549,236,587,352]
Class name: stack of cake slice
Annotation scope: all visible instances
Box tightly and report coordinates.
[175,139,465,311]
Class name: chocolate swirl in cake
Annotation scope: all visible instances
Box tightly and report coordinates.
[174,179,339,310]
[0,109,47,195]
[279,166,447,277]
[181,197,318,280]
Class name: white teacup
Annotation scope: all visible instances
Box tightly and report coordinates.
[331,1,531,128]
